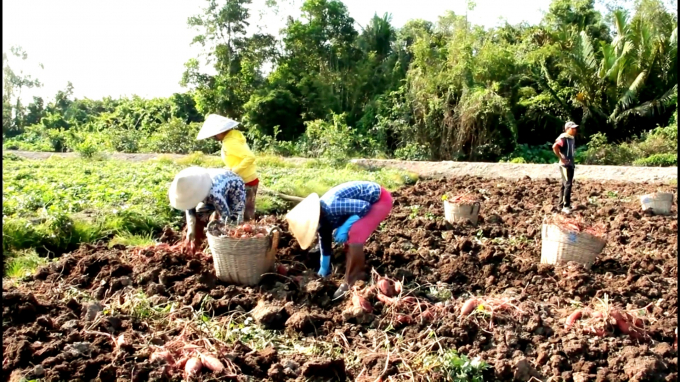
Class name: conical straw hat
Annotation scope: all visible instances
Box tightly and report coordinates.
[168,166,212,210]
[285,193,320,250]
[196,114,240,140]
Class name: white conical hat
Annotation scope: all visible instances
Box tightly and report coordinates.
[168,167,212,211]
[285,193,321,250]
[196,114,240,140]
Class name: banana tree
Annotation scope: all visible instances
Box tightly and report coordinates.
[559,9,677,130]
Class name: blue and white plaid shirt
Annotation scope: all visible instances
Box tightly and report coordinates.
[187,169,245,223]
[317,181,382,257]
[320,181,382,229]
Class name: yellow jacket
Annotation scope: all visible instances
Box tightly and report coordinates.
[221,130,258,184]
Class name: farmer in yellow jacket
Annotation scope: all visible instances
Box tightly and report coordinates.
[197,114,259,221]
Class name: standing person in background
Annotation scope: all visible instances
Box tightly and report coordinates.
[552,121,578,214]
[197,114,259,221]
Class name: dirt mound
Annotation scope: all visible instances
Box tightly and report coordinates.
[3,176,677,381]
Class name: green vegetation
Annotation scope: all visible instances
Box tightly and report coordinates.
[2,154,416,275]
[4,250,49,279]
[423,349,488,381]
[108,232,156,248]
[2,0,677,166]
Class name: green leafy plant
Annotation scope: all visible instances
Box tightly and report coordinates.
[300,113,356,160]
[423,349,488,382]
[394,143,430,161]
[633,153,677,167]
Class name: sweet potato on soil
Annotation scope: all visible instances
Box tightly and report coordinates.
[609,310,631,334]
[185,357,202,377]
[352,294,373,313]
[200,353,225,373]
[377,279,395,297]
[276,264,288,276]
[565,310,582,329]
[395,314,413,324]
[460,298,479,316]
[376,293,397,306]
[176,356,189,370]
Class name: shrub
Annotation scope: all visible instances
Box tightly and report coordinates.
[509,157,527,164]
[74,135,104,158]
[3,124,70,152]
[394,143,430,161]
[300,113,355,160]
[578,133,639,165]
[108,128,144,153]
[248,126,302,157]
[501,143,555,164]
[633,153,677,167]
[3,153,23,161]
[141,118,220,154]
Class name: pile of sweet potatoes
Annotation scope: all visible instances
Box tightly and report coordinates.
[564,307,648,339]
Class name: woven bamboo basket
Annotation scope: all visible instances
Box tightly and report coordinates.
[639,192,673,215]
[444,200,480,225]
[540,224,606,269]
[206,221,280,286]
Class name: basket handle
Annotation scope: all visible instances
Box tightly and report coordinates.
[206,220,222,235]
[267,226,281,254]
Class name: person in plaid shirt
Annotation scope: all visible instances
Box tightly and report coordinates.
[168,167,246,254]
[285,181,393,298]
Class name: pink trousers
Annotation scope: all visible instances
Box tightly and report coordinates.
[347,187,393,244]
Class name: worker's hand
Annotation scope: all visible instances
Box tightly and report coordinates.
[186,238,197,254]
[184,225,197,253]
[334,215,361,244]
[318,254,331,277]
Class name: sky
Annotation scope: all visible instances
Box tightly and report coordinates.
[2,0,577,103]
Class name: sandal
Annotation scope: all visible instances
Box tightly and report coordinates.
[332,283,349,300]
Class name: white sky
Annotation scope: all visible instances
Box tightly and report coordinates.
[3,0,592,103]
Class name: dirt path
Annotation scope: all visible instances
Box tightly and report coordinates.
[351,158,677,184]
[4,150,676,183]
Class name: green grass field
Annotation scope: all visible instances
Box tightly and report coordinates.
[2,152,417,276]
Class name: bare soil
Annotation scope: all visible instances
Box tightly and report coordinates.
[3,176,678,381]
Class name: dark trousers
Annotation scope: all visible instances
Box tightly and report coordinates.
[559,166,575,208]
[244,184,258,221]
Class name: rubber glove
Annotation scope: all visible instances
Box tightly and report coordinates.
[334,215,360,244]
[318,254,331,277]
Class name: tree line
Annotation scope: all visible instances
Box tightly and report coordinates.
[3,0,677,165]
